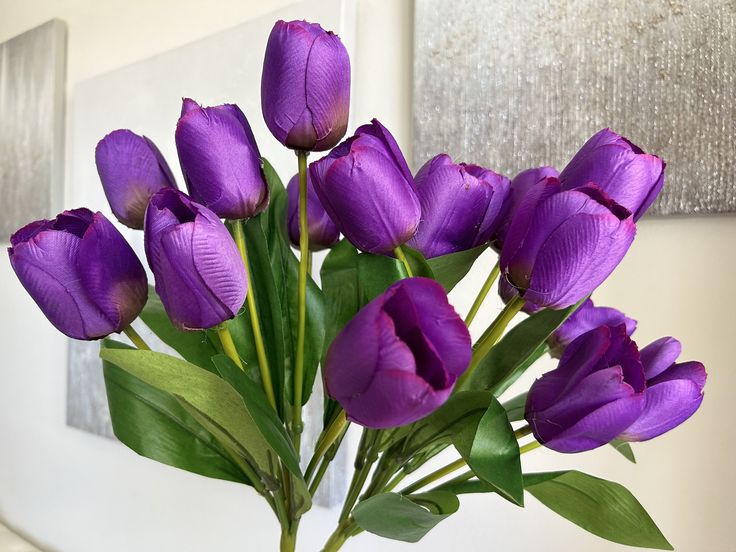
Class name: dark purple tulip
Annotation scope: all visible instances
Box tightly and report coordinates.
[286,172,339,250]
[8,209,147,340]
[559,129,665,221]
[261,20,350,151]
[548,298,637,357]
[406,154,510,259]
[492,166,558,251]
[175,98,268,220]
[618,337,706,442]
[325,277,471,429]
[95,129,177,229]
[310,119,420,255]
[500,177,636,309]
[144,188,246,331]
[525,325,646,453]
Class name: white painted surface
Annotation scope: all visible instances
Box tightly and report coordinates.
[0,1,733,551]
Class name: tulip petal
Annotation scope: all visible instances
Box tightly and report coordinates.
[639,336,682,380]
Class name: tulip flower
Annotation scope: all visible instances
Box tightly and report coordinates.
[525,324,646,453]
[261,20,350,152]
[407,154,510,259]
[500,177,635,309]
[8,209,147,340]
[559,128,665,221]
[144,188,246,331]
[310,119,420,255]
[95,129,177,229]
[286,172,339,250]
[548,298,637,357]
[175,98,268,220]
[324,277,471,428]
[618,337,706,442]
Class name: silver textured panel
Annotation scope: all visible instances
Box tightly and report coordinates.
[0,20,66,241]
[413,0,736,215]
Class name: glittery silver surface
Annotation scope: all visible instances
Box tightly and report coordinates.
[413,0,736,215]
[0,20,66,242]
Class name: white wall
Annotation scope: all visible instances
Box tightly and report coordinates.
[0,1,733,551]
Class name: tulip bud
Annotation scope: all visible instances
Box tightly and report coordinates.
[548,298,637,357]
[175,98,268,220]
[559,128,665,221]
[261,20,350,151]
[310,119,420,255]
[618,337,706,442]
[286,172,339,251]
[525,325,646,453]
[8,209,147,340]
[324,277,471,429]
[500,177,635,310]
[406,154,510,259]
[144,189,246,331]
[95,130,177,229]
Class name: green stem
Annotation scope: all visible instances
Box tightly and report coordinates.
[308,424,348,496]
[464,261,500,326]
[293,150,310,453]
[339,430,377,523]
[400,457,466,495]
[123,325,150,350]
[280,522,297,552]
[216,323,243,370]
[305,410,349,484]
[393,245,414,277]
[520,440,541,454]
[433,469,475,491]
[230,220,277,410]
[323,518,353,552]
[455,295,525,389]
[514,424,532,439]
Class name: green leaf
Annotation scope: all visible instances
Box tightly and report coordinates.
[502,391,528,422]
[610,439,637,463]
[357,252,404,305]
[426,245,488,292]
[435,478,496,495]
[466,299,585,395]
[101,340,249,485]
[524,471,672,550]
[139,287,218,371]
[401,245,435,279]
[353,491,459,543]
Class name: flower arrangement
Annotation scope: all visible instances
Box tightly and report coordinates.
[6,18,706,551]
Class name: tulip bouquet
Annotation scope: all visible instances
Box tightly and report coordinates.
[6,18,706,552]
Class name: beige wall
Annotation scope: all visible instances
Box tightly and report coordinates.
[0,1,733,551]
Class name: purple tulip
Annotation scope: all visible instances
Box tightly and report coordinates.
[175,98,268,220]
[559,129,665,221]
[492,166,558,250]
[95,129,177,229]
[406,154,510,259]
[500,177,636,309]
[548,298,637,357]
[8,209,147,340]
[144,188,246,331]
[310,119,420,255]
[618,337,706,442]
[286,172,339,251]
[261,20,350,152]
[525,325,646,453]
[324,277,471,429]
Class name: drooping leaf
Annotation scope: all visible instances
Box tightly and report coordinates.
[524,471,672,550]
[610,439,637,463]
[502,391,528,422]
[426,244,488,292]
[353,491,459,543]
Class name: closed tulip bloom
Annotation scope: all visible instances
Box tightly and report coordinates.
[310,119,420,255]
[286,172,339,250]
[325,277,471,429]
[525,325,646,453]
[261,20,350,151]
[548,298,637,357]
[144,188,246,331]
[176,98,268,220]
[95,129,177,229]
[559,129,665,221]
[500,177,635,309]
[618,337,706,442]
[8,209,147,340]
[407,154,510,259]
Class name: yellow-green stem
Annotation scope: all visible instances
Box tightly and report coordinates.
[514,424,532,439]
[400,457,466,495]
[216,323,243,369]
[520,440,542,454]
[464,261,500,326]
[293,150,310,453]
[305,410,348,484]
[123,325,150,350]
[230,220,277,410]
[393,245,414,277]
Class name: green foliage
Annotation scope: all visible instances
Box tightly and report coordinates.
[426,244,488,292]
